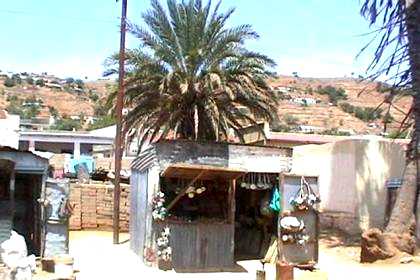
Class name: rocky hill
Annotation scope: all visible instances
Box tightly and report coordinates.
[0,73,412,135]
[268,76,411,136]
[0,75,112,119]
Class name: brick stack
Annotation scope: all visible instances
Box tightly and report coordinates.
[96,186,115,229]
[69,184,82,230]
[81,187,97,229]
[69,182,130,232]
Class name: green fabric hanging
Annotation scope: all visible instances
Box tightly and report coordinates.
[269,187,281,212]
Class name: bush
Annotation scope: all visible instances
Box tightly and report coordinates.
[52,118,82,131]
[88,115,116,130]
[320,128,351,136]
[4,78,16,87]
[26,77,34,85]
[35,79,45,87]
[339,102,354,113]
[317,86,347,105]
[339,102,383,122]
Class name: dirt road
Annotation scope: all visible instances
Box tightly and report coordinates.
[68,231,420,280]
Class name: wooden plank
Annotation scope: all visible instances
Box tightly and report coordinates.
[228,179,236,224]
[162,163,246,181]
[166,170,205,211]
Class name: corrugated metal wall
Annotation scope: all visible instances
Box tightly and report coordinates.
[155,223,234,271]
[130,170,148,260]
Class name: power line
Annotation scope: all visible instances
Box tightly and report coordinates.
[0,9,119,25]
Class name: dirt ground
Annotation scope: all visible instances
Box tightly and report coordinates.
[35,230,420,280]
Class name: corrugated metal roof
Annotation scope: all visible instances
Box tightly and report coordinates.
[131,147,157,172]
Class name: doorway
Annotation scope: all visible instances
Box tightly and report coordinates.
[234,174,278,261]
[13,173,43,255]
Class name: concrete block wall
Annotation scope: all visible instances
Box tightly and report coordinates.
[69,182,130,231]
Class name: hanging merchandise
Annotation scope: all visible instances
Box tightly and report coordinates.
[240,173,273,190]
[152,192,168,221]
[269,187,281,213]
[289,177,320,211]
[279,216,310,246]
[156,227,172,262]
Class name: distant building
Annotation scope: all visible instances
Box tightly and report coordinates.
[297,125,323,133]
[291,97,317,106]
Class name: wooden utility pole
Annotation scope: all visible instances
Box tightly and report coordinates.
[113,0,128,245]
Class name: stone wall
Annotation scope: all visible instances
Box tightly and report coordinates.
[69,182,130,231]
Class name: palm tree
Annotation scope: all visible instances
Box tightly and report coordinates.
[106,0,277,146]
[360,0,420,262]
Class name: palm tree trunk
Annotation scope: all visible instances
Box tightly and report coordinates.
[405,0,420,247]
[361,0,420,262]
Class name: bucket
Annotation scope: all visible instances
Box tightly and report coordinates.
[53,255,74,279]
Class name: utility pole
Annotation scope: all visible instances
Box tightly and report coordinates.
[113,0,128,245]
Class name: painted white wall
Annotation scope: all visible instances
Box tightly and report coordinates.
[292,139,405,231]
[0,113,20,149]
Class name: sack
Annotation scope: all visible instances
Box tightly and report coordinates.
[269,187,281,212]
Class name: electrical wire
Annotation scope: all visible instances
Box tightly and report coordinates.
[0,8,120,25]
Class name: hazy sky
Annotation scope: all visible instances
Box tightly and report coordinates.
[0,0,377,80]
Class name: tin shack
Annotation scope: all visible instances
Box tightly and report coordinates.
[130,140,291,271]
[0,147,70,261]
[0,147,49,257]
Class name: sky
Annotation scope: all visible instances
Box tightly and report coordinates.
[0,0,378,80]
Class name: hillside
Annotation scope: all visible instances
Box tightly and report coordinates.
[269,76,412,136]
[0,76,112,119]
[0,73,412,136]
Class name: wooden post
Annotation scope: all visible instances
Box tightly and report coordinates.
[113,0,128,245]
[276,262,294,280]
[256,270,266,280]
[228,179,236,224]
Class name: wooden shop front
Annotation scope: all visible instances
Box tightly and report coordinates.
[130,140,291,272]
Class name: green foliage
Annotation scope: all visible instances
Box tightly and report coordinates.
[88,90,99,102]
[339,102,383,122]
[26,77,34,85]
[52,118,82,131]
[88,115,116,130]
[6,96,41,119]
[304,87,313,95]
[339,102,354,113]
[105,0,277,145]
[382,112,394,124]
[74,79,84,88]
[317,86,347,105]
[320,128,351,136]
[270,123,292,133]
[4,78,16,87]
[35,79,45,87]
[11,74,22,84]
[387,130,409,139]
[48,106,59,118]
[66,77,75,84]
